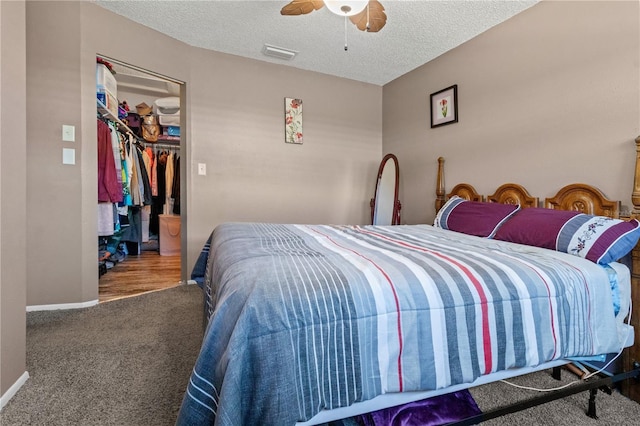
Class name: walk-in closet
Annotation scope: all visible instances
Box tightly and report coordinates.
[97,57,183,302]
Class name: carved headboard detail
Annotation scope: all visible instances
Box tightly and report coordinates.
[545,183,619,218]
[447,183,483,202]
[487,183,539,208]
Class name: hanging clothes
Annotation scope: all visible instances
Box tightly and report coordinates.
[133,144,152,206]
[119,134,132,207]
[109,122,123,189]
[98,202,116,236]
[164,151,175,215]
[97,105,158,261]
[172,155,180,215]
[98,118,124,263]
[151,147,158,197]
[150,150,167,235]
[139,146,155,242]
[97,119,123,203]
[142,146,154,186]
[129,140,142,206]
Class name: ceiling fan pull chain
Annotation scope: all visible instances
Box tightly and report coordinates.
[366,3,370,31]
[344,15,348,51]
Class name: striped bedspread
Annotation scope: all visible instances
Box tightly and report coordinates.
[177,223,629,426]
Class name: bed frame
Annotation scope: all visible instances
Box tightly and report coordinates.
[432,137,640,420]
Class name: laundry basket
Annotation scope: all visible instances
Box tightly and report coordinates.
[159,214,181,256]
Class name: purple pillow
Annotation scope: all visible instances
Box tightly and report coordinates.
[494,207,640,264]
[493,208,581,249]
[434,196,520,238]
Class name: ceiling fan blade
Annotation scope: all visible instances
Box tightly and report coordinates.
[280,0,325,16]
[350,0,386,32]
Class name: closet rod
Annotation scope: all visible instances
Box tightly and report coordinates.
[142,142,181,150]
[97,99,143,142]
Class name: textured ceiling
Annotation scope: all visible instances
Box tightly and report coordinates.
[93,0,538,86]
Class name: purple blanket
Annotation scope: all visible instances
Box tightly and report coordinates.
[355,390,480,426]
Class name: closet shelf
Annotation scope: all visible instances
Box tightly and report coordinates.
[97,99,142,141]
[98,99,181,147]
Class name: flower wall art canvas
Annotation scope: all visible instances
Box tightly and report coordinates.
[430,85,458,128]
[285,97,303,144]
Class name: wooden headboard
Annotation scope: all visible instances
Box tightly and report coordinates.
[435,158,618,219]
[434,136,640,403]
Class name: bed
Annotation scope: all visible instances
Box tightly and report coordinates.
[177,149,640,425]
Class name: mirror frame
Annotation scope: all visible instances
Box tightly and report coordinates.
[370,153,401,225]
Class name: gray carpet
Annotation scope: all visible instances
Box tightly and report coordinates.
[472,370,640,425]
[2,284,640,425]
[1,285,203,426]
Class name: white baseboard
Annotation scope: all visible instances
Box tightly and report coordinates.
[26,299,99,312]
[0,371,29,410]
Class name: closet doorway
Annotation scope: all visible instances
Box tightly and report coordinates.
[97,56,184,303]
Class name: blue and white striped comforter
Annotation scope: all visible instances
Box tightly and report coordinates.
[177,223,629,426]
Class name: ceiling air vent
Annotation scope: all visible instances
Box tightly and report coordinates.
[263,44,298,61]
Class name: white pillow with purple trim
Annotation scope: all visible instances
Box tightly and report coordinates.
[557,214,640,264]
[493,206,640,264]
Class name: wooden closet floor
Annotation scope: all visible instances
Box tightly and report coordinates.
[99,250,181,303]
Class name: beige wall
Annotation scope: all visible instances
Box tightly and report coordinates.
[26,1,88,305]
[1,0,28,399]
[188,48,382,258]
[24,1,382,308]
[384,0,640,225]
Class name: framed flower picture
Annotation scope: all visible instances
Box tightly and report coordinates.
[430,85,458,128]
[285,97,303,144]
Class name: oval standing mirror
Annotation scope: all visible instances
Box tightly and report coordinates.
[370,153,401,225]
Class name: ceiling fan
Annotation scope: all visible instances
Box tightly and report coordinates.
[280,0,387,33]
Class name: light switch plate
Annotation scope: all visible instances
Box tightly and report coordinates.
[63,148,75,165]
[62,125,75,142]
[198,163,207,175]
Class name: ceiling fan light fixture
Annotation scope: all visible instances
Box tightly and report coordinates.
[324,0,368,17]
